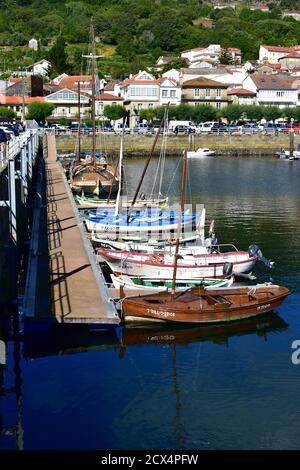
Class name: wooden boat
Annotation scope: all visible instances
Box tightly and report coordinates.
[121,284,290,323]
[111,273,234,292]
[187,148,216,158]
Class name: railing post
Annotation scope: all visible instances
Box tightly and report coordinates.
[20,146,28,203]
[8,158,17,245]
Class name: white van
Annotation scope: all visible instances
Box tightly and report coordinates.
[197,122,219,133]
[168,120,196,132]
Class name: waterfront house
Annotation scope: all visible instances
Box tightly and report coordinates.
[243,73,298,107]
[45,88,90,121]
[95,93,124,118]
[181,77,229,109]
[0,96,44,119]
[227,88,256,105]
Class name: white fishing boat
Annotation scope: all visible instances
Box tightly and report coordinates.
[84,207,205,238]
[97,246,258,279]
[76,194,169,209]
[187,148,216,158]
[111,273,234,292]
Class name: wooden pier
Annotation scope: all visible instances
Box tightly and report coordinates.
[23,133,120,327]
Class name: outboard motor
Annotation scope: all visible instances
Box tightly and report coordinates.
[223,261,233,279]
[248,244,274,268]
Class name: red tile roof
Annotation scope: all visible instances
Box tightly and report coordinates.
[227,88,256,96]
[0,96,45,105]
[261,45,293,53]
[182,77,228,88]
[95,93,123,101]
[59,75,93,89]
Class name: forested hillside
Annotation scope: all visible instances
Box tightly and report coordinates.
[1,0,300,78]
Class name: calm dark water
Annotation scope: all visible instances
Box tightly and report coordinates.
[1,156,300,450]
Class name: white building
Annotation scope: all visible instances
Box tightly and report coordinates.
[181,44,241,65]
[243,73,298,107]
[159,77,181,106]
[258,45,300,64]
[119,70,181,125]
[27,59,52,76]
[28,38,38,51]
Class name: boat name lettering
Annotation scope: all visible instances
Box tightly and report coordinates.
[147,308,176,317]
[257,303,271,311]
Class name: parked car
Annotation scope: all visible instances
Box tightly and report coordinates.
[240,123,260,134]
[197,121,219,133]
[0,128,8,143]
[261,123,279,134]
[209,123,229,133]
[174,125,192,135]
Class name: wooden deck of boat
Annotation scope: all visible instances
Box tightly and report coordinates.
[46,134,120,325]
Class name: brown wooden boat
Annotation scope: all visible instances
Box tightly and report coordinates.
[121,285,290,323]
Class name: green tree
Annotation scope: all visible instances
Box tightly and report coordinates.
[48,36,69,74]
[139,108,154,123]
[192,105,217,123]
[243,106,264,122]
[219,49,234,65]
[0,107,16,119]
[221,105,244,123]
[104,104,127,121]
[261,106,282,122]
[26,102,54,123]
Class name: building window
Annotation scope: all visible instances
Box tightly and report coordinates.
[195,88,200,98]
[162,90,168,97]
[130,87,157,97]
[216,102,221,109]
[205,88,210,99]
[216,88,221,98]
[148,103,153,108]
[138,103,143,110]
[170,90,176,98]
[276,91,284,97]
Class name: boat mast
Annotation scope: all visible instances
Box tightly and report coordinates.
[114,129,124,216]
[76,80,81,162]
[127,104,169,222]
[83,20,101,166]
[171,150,187,299]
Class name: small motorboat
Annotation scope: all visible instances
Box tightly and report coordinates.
[121,284,290,323]
[111,273,234,293]
[276,144,300,160]
[187,148,216,158]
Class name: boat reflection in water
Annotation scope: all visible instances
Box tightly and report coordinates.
[119,312,288,357]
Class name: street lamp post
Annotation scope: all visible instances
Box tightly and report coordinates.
[290,117,295,160]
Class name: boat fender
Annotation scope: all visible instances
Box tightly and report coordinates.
[151,254,161,263]
[223,262,233,278]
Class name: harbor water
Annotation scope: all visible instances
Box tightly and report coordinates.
[1,155,300,450]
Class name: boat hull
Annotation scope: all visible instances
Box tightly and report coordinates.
[98,248,257,279]
[122,286,290,323]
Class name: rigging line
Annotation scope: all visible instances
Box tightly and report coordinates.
[186,159,192,206]
[165,157,181,197]
[149,115,169,198]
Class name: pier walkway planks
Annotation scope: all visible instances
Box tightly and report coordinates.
[45,133,119,325]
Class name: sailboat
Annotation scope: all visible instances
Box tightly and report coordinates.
[69,21,119,197]
[121,151,290,323]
